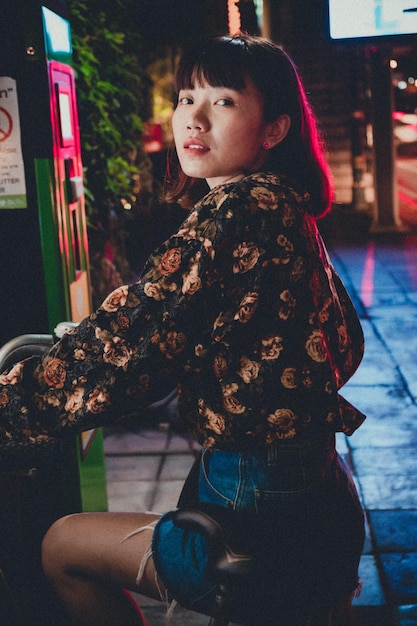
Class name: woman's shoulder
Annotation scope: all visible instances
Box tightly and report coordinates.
[199,172,311,209]
[239,172,310,201]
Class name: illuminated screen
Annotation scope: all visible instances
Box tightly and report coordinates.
[329,0,417,40]
[59,92,73,142]
[42,6,72,57]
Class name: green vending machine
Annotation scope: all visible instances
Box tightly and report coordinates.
[0,2,107,622]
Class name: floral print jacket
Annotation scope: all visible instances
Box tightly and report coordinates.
[0,173,365,456]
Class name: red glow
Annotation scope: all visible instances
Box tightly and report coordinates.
[142,122,164,153]
[399,191,417,212]
[228,0,241,34]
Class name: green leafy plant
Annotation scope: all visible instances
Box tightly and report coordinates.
[69,0,150,223]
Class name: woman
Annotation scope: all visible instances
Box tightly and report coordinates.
[0,35,365,625]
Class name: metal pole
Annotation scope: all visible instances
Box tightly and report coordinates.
[368,47,407,233]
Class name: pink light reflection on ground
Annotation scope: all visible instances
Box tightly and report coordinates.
[403,234,417,292]
[360,240,375,308]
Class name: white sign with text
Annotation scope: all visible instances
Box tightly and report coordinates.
[0,76,27,209]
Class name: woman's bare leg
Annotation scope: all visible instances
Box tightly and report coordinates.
[42,511,166,626]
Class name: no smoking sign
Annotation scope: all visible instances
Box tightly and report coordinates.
[0,106,13,142]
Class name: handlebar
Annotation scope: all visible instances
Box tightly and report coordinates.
[0,322,81,373]
[0,334,54,373]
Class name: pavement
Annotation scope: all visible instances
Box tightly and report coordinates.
[101,201,417,626]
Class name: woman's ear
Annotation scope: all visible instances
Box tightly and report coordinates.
[265,114,291,148]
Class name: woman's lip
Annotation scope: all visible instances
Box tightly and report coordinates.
[184,139,209,150]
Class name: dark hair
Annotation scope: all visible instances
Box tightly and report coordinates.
[166,34,333,218]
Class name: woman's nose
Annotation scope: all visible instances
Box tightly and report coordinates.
[187,107,208,130]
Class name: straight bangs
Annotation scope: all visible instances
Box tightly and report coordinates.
[174,39,249,94]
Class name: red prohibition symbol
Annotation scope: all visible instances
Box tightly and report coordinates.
[0,107,13,142]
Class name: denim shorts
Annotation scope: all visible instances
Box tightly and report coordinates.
[152,437,364,623]
[197,438,338,513]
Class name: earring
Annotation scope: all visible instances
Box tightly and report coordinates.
[263,142,270,150]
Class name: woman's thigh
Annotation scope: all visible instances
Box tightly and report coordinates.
[42,511,164,600]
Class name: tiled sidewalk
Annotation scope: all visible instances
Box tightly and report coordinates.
[329,233,417,626]
[103,231,417,626]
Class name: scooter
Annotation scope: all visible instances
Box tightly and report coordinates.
[0,329,254,626]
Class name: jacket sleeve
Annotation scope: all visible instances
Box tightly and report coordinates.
[0,208,220,455]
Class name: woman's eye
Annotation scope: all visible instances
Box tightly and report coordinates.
[216,98,234,106]
[178,96,193,105]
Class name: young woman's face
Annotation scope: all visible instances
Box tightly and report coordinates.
[172,77,272,189]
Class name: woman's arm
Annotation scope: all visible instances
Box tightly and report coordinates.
[0,207,216,452]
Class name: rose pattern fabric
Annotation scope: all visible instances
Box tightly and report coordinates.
[0,173,365,456]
